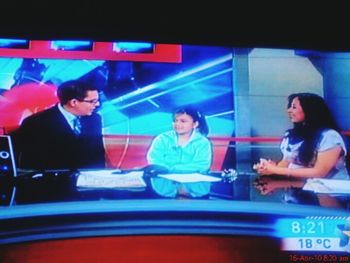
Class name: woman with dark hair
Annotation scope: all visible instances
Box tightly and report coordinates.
[146,107,212,198]
[253,93,349,207]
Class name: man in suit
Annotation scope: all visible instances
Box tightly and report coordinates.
[12,80,106,170]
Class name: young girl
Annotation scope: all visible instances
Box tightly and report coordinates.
[147,107,212,198]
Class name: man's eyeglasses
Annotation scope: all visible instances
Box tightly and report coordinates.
[79,99,100,105]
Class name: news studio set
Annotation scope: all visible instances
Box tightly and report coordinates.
[0,18,350,262]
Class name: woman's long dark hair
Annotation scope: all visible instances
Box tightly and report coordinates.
[287,93,340,166]
[174,107,209,136]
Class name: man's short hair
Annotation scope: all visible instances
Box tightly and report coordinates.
[57,80,98,105]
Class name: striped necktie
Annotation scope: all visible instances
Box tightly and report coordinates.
[73,117,82,135]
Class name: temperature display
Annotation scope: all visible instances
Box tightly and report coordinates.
[283,237,341,251]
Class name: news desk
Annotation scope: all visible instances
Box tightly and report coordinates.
[9,169,244,205]
[1,169,350,262]
[0,169,348,207]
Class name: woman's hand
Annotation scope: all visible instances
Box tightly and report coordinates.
[254,176,289,195]
[253,158,277,175]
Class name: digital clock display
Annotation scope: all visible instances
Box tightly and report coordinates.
[276,217,348,238]
[276,217,350,252]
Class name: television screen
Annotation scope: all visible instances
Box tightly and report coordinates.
[0,37,350,262]
[0,40,233,171]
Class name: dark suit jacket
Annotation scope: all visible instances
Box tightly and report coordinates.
[11,105,106,170]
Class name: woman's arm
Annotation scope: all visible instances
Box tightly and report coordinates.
[277,159,289,167]
[259,146,343,178]
[254,176,306,195]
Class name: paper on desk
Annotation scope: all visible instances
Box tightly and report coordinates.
[158,173,222,183]
[303,178,350,194]
[77,170,146,189]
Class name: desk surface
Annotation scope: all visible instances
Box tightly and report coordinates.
[10,170,239,204]
[0,169,348,210]
[1,170,349,246]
